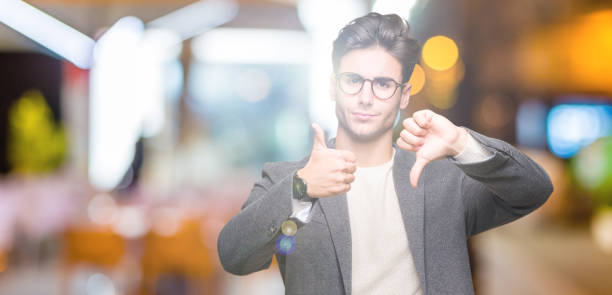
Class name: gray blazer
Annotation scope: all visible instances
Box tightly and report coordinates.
[218,130,553,294]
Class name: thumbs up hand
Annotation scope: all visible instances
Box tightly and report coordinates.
[396,110,469,188]
[297,123,357,198]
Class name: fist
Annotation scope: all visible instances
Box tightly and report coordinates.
[297,123,357,198]
[396,109,468,188]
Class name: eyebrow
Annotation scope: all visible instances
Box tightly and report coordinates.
[343,72,399,81]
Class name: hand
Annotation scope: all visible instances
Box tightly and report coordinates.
[396,109,468,188]
[297,123,357,198]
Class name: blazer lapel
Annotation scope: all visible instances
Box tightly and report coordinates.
[393,147,427,293]
[317,137,352,294]
[319,193,352,295]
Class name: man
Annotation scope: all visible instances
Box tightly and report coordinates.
[218,12,552,294]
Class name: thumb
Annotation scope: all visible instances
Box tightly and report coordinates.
[409,157,429,188]
[312,123,327,149]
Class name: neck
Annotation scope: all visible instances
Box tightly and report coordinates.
[335,129,394,167]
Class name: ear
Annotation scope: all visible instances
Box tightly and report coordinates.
[399,83,412,110]
[329,74,337,101]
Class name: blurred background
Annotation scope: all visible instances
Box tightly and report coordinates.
[0,0,611,294]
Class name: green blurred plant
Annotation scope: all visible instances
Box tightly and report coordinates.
[7,90,67,174]
[572,137,612,206]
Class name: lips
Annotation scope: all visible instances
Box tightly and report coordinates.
[352,111,378,120]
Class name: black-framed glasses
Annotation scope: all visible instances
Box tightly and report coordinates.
[335,72,406,100]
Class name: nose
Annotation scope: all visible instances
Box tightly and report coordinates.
[357,80,375,106]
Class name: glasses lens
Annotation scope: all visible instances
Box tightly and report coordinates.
[372,78,398,99]
[338,73,363,94]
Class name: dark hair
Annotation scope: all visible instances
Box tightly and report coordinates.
[332,12,420,83]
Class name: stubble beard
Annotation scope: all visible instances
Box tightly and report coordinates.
[336,108,396,144]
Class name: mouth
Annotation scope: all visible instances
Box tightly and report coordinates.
[351,111,378,121]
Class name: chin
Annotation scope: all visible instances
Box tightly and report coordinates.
[345,124,390,142]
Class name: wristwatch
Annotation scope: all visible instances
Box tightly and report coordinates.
[292,171,310,201]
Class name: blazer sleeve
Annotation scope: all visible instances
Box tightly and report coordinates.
[450,129,554,236]
[217,161,300,275]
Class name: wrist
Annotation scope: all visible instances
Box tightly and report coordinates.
[450,127,469,157]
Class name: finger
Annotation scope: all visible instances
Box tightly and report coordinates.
[413,110,433,129]
[410,157,429,188]
[312,123,327,149]
[335,183,351,194]
[402,118,428,137]
[400,129,425,146]
[343,162,357,174]
[343,173,355,184]
[335,150,357,163]
[396,137,417,151]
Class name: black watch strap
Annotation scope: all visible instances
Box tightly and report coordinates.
[292,171,309,201]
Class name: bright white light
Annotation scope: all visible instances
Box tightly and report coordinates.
[0,0,95,69]
[372,0,419,20]
[192,28,311,64]
[298,0,366,37]
[89,17,183,190]
[148,0,238,41]
[89,17,146,190]
[298,0,367,136]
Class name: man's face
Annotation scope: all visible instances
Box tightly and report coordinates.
[332,46,410,143]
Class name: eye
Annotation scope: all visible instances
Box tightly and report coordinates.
[374,78,394,89]
[341,74,363,85]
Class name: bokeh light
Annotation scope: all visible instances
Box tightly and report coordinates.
[87,193,118,225]
[86,273,116,295]
[112,206,147,239]
[591,207,612,254]
[408,63,425,95]
[371,0,419,20]
[422,35,459,71]
[573,137,612,204]
[236,69,271,102]
[547,104,612,158]
[423,58,464,109]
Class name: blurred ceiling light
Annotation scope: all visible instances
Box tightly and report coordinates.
[422,35,459,71]
[372,0,419,20]
[89,16,147,191]
[298,0,366,36]
[148,0,238,41]
[192,28,310,64]
[89,0,236,191]
[408,64,425,95]
[0,0,95,69]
